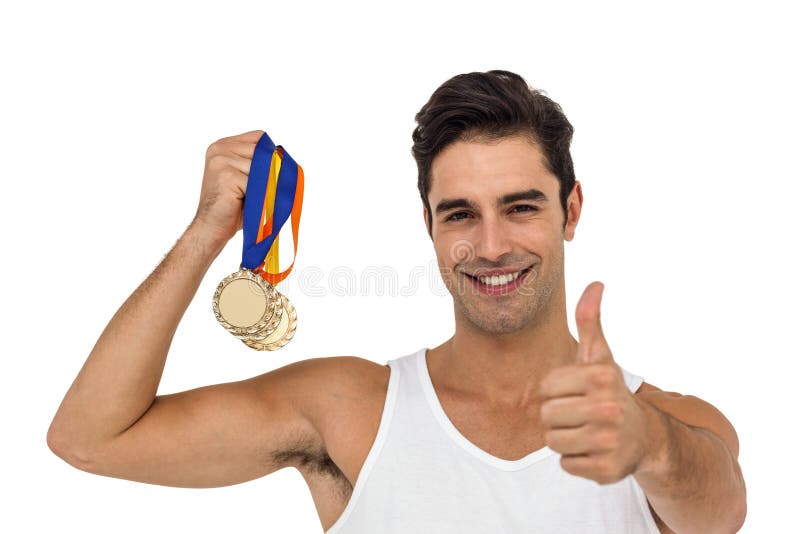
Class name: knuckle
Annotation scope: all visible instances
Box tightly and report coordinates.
[590,366,614,387]
[575,306,598,325]
[205,141,221,157]
[595,401,623,424]
[207,153,227,168]
[597,430,619,450]
[594,458,617,484]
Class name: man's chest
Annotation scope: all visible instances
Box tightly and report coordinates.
[297,382,550,531]
[295,370,671,534]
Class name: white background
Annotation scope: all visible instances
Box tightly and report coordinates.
[1,1,796,532]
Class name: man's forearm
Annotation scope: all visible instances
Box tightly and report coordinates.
[48,221,226,457]
[634,400,746,533]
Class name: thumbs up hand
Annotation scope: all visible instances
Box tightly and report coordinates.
[539,282,651,485]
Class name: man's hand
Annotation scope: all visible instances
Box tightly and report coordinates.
[540,281,652,485]
[191,130,263,246]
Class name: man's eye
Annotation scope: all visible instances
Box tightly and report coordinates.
[511,205,538,213]
[445,211,471,222]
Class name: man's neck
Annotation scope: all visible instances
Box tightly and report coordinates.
[430,297,578,409]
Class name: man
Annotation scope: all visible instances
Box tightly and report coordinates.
[47,70,746,533]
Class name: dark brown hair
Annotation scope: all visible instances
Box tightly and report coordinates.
[411,70,576,236]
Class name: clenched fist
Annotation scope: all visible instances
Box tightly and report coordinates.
[191,130,263,246]
[540,282,654,485]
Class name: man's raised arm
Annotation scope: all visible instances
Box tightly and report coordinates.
[46,131,325,487]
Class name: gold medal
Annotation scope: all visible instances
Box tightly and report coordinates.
[241,292,297,351]
[212,267,283,339]
[213,130,303,351]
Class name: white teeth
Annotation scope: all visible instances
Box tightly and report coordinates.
[476,270,523,286]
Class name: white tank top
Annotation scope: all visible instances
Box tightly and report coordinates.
[325,347,660,534]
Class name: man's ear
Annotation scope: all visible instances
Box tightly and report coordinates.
[563,181,583,242]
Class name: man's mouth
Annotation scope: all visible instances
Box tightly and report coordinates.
[462,266,534,295]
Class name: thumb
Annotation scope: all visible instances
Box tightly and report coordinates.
[575,281,613,364]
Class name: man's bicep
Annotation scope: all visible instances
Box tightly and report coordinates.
[80,359,326,488]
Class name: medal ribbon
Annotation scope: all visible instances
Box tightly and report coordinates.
[241,131,304,285]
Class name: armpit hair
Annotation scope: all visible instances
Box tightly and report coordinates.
[270,432,353,497]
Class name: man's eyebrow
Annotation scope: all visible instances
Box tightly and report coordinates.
[434,198,478,215]
[498,188,548,205]
[434,188,549,215]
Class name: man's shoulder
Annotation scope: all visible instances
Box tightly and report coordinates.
[273,354,388,379]
[253,355,390,426]
[295,355,390,389]
[279,355,390,420]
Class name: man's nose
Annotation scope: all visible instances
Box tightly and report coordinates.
[476,217,513,263]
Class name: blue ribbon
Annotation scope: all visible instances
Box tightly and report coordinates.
[241,131,299,270]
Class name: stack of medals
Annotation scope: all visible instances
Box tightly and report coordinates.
[212,131,304,351]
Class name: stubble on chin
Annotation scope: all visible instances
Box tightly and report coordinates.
[448,265,557,335]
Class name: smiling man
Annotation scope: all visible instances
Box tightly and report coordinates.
[48,70,746,533]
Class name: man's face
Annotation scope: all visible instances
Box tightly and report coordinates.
[424,134,581,335]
